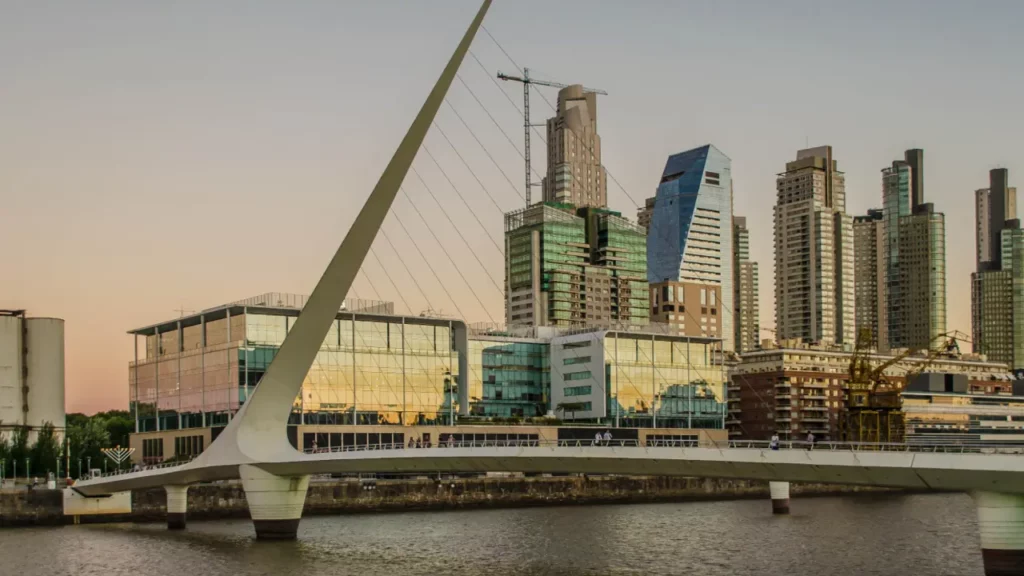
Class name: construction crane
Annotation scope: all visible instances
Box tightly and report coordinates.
[497,68,607,207]
[843,329,971,443]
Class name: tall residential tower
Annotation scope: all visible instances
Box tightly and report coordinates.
[733,216,760,353]
[881,149,946,350]
[773,146,855,346]
[541,85,607,209]
[972,169,1024,371]
[853,209,887,351]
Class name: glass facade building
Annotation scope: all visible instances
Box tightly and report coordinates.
[131,295,462,432]
[504,203,648,328]
[466,335,550,419]
[647,144,734,350]
[549,329,726,429]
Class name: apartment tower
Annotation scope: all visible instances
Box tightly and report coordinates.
[972,168,1024,370]
[541,85,607,209]
[853,209,887,351]
[882,149,946,350]
[773,146,855,346]
[733,216,760,353]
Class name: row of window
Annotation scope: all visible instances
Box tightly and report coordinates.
[564,385,593,397]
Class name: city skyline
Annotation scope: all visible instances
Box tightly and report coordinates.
[2,0,1023,413]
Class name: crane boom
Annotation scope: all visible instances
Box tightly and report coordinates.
[496,67,607,207]
[497,71,608,95]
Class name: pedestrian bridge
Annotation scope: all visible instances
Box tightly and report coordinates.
[73,439,1024,496]
[64,3,1024,573]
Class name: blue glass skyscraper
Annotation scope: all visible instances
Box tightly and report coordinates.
[647,144,734,350]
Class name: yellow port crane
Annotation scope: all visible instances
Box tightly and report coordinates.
[843,329,969,443]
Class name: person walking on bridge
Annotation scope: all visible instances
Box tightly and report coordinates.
[806,431,815,451]
[603,430,613,445]
[770,433,780,451]
[594,431,603,446]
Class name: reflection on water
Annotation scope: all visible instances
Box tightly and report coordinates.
[1,492,984,576]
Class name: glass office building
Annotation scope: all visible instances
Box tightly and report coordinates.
[466,333,550,419]
[129,295,725,440]
[647,144,734,350]
[549,328,726,429]
[130,294,462,431]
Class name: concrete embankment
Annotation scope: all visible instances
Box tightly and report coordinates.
[1,476,905,527]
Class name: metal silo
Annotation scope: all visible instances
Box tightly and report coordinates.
[25,317,66,434]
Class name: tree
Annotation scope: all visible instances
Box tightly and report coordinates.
[555,402,586,422]
[67,416,110,477]
[9,426,29,477]
[0,423,10,477]
[30,422,62,476]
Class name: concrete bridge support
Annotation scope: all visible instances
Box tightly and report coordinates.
[769,481,790,515]
[164,485,189,530]
[974,491,1024,576]
[240,464,310,540]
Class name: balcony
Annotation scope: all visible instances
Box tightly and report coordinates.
[802,416,829,423]
[801,405,829,411]
[802,393,827,400]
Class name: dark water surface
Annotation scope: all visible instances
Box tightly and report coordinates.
[0,492,983,576]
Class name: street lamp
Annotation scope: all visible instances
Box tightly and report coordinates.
[78,459,82,480]
[25,458,30,482]
[86,456,91,478]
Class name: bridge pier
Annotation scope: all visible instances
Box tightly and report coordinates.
[165,485,189,530]
[240,464,310,540]
[974,491,1024,576]
[769,481,790,515]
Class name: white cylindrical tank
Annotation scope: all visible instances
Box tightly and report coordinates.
[25,318,65,433]
[0,315,25,427]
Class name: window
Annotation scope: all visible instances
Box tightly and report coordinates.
[564,385,592,397]
[668,285,675,303]
[563,340,592,350]
[564,371,592,381]
[563,356,591,365]
[710,291,716,306]
[700,289,707,305]
[142,438,164,463]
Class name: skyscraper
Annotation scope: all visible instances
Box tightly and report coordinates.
[853,209,887,350]
[976,168,1018,271]
[972,169,1024,371]
[882,149,946,350]
[504,203,648,328]
[647,144,733,348]
[541,85,607,209]
[733,216,759,353]
[773,146,855,346]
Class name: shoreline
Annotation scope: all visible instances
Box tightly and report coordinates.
[1,476,925,528]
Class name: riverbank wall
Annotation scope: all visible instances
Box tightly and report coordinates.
[1,476,907,527]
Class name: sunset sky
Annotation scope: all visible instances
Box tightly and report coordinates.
[2,0,1022,414]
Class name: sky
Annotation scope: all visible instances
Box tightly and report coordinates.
[2,0,1022,414]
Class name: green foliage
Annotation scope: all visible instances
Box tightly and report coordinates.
[30,422,62,476]
[67,415,111,477]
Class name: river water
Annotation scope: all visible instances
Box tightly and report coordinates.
[1,492,984,576]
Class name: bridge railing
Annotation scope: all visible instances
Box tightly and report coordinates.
[300,439,1024,455]
[86,457,196,481]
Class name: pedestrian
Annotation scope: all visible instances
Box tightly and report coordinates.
[770,433,780,451]
[416,437,422,449]
[408,437,416,449]
[806,431,815,451]
[594,431,603,446]
[447,435,454,448]
[603,430,613,445]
